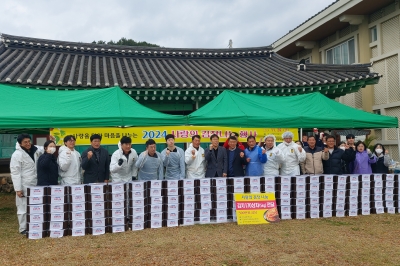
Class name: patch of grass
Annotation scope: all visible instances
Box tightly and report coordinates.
[320,219,353,226]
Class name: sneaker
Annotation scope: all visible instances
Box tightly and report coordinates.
[20,230,28,235]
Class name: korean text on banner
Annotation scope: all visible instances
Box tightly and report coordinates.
[234,193,280,225]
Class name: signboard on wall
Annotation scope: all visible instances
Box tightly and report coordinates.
[50,127,298,146]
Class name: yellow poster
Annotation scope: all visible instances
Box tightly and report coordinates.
[234,193,280,225]
[50,127,298,146]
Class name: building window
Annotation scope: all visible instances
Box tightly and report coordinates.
[326,39,355,64]
[370,26,377,42]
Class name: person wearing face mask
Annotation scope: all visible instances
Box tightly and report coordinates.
[277,131,306,176]
[371,143,390,174]
[352,141,376,174]
[37,140,59,186]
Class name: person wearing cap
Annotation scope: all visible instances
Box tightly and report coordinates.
[300,135,328,175]
[223,132,245,151]
[345,134,357,174]
[262,134,285,176]
[81,134,110,184]
[110,136,138,182]
[277,131,306,175]
[185,135,206,179]
[135,139,163,180]
[205,134,227,177]
[161,134,185,180]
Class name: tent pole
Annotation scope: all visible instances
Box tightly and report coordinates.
[397,128,400,161]
[300,128,303,142]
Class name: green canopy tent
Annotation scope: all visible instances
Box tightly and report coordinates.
[188,90,398,129]
[0,84,187,128]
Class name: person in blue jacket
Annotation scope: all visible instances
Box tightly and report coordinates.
[244,136,267,176]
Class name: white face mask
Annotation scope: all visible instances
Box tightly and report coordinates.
[47,147,56,154]
[339,146,346,151]
[375,148,383,154]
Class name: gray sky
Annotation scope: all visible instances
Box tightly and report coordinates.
[0,0,335,48]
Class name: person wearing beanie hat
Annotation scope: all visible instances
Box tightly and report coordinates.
[161,134,185,180]
[277,131,306,175]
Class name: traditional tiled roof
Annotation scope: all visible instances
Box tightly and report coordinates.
[0,33,379,98]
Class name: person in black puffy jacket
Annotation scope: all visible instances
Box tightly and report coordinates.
[371,143,391,174]
[37,140,59,186]
[322,135,355,175]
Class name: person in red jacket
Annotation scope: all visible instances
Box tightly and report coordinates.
[223,132,245,151]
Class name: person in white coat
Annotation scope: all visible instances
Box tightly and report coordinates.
[262,135,285,176]
[135,139,163,180]
[161,134,185,180]
[184,135,206,179]
[110,136,138,182]
[277,131,306,176]
[10,133,44,234]
[58,135,81,185]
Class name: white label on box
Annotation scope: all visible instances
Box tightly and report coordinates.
[349,210,358,216]
[217,201,227,209]
[91,194,104,202]
[71,194,85,203]
[167,188,179,196]
[200,209,210,216]
[250,177,260,185]
[281,206,291,213]
[215,178,227,187]
[350,182,359,189]
[184,210,194,217]
[71,211,85,220]
[309,191,319,199]
[200,187,211,195]
[110,183,125,193]
[200,179,211,187]
[296,184,306,192]
[130,181,145,191]
[265,184,274,192]
[361,202,370,209]
[167,211,179,220]
[296,198,305,205]
[361,195,370,202]
[386,174,394,181]
[150,204,163,213]
[71,202,85,212]
[93,218,106,227]
[281,198,291,206]
[131,222,144,230]
[349,196,358,203]
[265,176,275,185]
[385,181,394,188]
[338,176,347,184]
[362,174,371,181]
[70,185,85,195]
[349,175,358,183]
[150,212,162,221]
[250,185,260,193]
[349,203,358,210]
[72,228,85,237]
[29,223,43,232]
[375,181,383,188]
[112,217,125,226]
[183,179,194,187]
[111,200,125,209]
[29,205,44,214]
[349,189,358,196]
[183,195,195,203]
[167,204,179,211]
[112,192,125,201]
[199,194,211,202]
[310,204,319,212]
[280,191,291,199]
[336,210,345,217]
[296,212,306,219]
[336,196,345,204]
[50,195,65,204]
[150,180,162,189]
[309,176,319,183]
[150,188,162,197]
[310,183,319,191]
[335,203,345,210]
[49,213,64,222]
[362,181,370,188]
[28,231,43,239]
[324,190,333,197]
[167,219,179,227]
[167,196,179,204]
[374,174,382,181]
[131,190,144,198]
[376,207,384,214]
[50,186,65,195]
[89,184,104,194]
[92,227,106,236]
[309,198,320,205]
[151,220,162,228]
[216,186,227,194]
[49,230,64,238]
[385,188,394,195]
[324,197,332,204]
[323,204,332,210]
[27,186,45,196]
[385,201,394,208]
[71,220,85,228]
[337,183,346,190]
[374,188,382,195]
[387,207,395,214]
[183,203,194,210]
[184,187,195,195]
[182,218,194,226]
[233,186,244,193]
[216,194,227,201]
[111,208,125,217]
[200,216,210,223]
[202,201,212,209]
[385,194,393,201]
[323,210,332,217]
[217,216,227,223]
[131,199,145,207]
[131,214,144,222]
[233,177,244,186]
[92,202,105,210]
[167,180,179,188]
[130,207,144,215]
[361,188,370,195]
[217,209,227,216]
[281,184,291,191]
[310,211,319,218]
[324,175,333,183]
[296,205,305,212]
[281,212,292,220]
[92,210,105,218]
[151,196,163,205]
[281,176,291,185]
[375,201,383,208]
[296,176,306,185]
[29,196,44,205]
[112,225,126,233]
